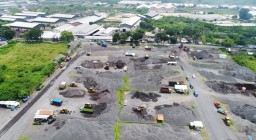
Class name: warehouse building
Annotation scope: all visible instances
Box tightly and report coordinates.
[47,14,78,21]
[28,17,64,26]
[1,15,27,21]
[0,17,16,22]
[119,16,141,32]
[14,11,46,19]
[4,22,44,33]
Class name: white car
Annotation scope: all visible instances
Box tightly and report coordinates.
[125,52,136,57]
[192,74,196,78]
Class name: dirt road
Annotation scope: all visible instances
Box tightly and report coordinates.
[179,50,238,140]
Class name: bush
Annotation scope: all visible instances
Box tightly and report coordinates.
[7,40,17,44]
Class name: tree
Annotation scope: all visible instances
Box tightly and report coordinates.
[0,26,15,40]
[112,33,120,43]
[60,31,74,42]
[155,32,168,44]
[169,36,177,44]
[239,8,252,20]
[131,29,145,45]
[24,28,43,41]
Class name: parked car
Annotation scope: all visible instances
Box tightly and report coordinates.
[193,90,199,97]
[22,96,30,103]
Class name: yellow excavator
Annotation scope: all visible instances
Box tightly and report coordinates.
[223,116,233,126]
[60,108,69,114]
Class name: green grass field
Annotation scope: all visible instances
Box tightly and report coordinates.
[0,42,67,100]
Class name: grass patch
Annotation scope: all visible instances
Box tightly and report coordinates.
[200,128,209,140]
[18,136,28,140]
[0,42,67,100]
[114,121,123,140]
[116,74,129,115]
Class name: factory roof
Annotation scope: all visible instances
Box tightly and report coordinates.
[28,17,60,23]
[1,15,26,19]
[15,13,39,17]
[120,16,141,26]
[47,14,76,19]
[0,17,16,22]
[42,31,61,39]
[4,22,42,29]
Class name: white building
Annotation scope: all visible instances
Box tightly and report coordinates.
[47,14,78,20]
[119,16,141,32]
[28,17,64,26]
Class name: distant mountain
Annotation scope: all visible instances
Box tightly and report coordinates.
[161,0,256,6]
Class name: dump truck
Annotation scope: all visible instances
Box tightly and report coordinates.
[80,103,95,113]
[50,98,63,106]
[59,82,67,90]
[189,121,203,131]
[70,82,78,87]
[223,116,232,126]
[217,107,227,115]
[160,87,171,93]
[60,108,69,114]
[156,114,164,123]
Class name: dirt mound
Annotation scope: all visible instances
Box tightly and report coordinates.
[206,81,256,96]
[81,77,100,90]
[131,91,161,102]
[53,120,65,130]
[89,89,110,101]
[191,50,213,59]
[81,60,104,69]
[59,89,86,98]
[115,60,126,69]
[230,104,256,124]
[81,103,107,118]
[219,64,256,82]
[155,104,198,125]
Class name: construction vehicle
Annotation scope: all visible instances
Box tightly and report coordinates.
[70,82,78,87]
[80,103,95,113]
[145,45,151,51]
[214,102,221,108]
[217,107,227,115]
[145,55,149,59]
[88,87,96,93]
[132,105,146,113]
[59,82,67,90]
[223,116,233,126]
[104,63,110,70]
[60,108,70,114]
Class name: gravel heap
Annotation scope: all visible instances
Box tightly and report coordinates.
[155,104,198,125]
[219,64,256,82]
[89,89,110,101]
[115,60,126,69]
[59,89,86,98]
[131,91,161,102]
[206,81,239,94]
[191,50,213,59]
[230,104,256,124]
[81,60,104,69]
[81,77,100,90]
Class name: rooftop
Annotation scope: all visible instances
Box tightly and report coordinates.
[120,16,141,26]
[0,17,16,22]
[1,15,26,19]
[28,17,60,23]
[35,109,54,115]
[4,22,42,29]
[47,14,76,19]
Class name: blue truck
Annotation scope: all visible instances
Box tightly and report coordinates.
[50,98,63,106]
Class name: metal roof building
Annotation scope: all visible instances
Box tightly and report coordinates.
[4,22,44,29]
[0,17,16,22]
[1,15,27,21]
[119,16,141,31]
[28,17,61,24]
[47,14,77,20]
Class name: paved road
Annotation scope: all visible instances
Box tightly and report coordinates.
[179,50,238,140]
